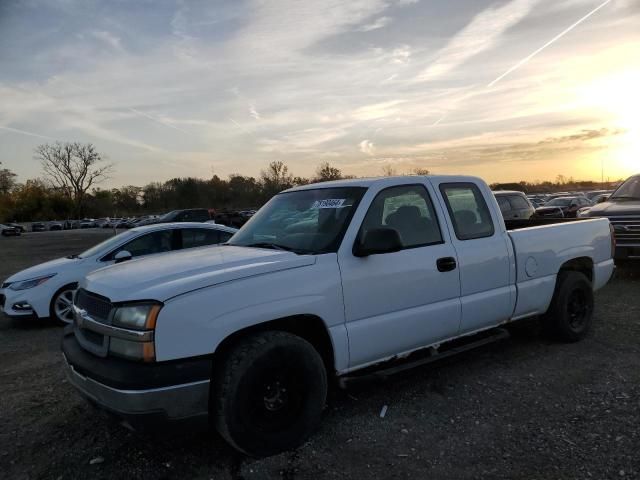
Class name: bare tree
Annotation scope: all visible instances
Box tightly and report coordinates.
[412,168,431,176]
[0,161,17,195]
[315,162,342,182]
[35,142,113,217]
[261,160,293,196]
[381,165,397,177]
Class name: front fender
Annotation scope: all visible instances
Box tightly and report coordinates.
[154,255,349,371]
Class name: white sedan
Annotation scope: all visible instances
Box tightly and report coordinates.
[0,222,237,323]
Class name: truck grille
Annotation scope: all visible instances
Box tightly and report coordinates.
[609,216,640,246]
[75,288,113,322]
[73,289,113,356]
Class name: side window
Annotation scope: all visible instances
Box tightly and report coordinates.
[509,195,530,210]
[496,196,511,213]
[440,183,495,240]
[181,228,221,248]
[105,230,174,260]
[360,185,443,249]
[219,231,233,243]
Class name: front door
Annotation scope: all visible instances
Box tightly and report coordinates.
[338,182,461,369]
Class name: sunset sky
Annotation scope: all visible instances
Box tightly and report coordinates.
[0,0,638,188]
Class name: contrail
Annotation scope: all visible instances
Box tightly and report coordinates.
[432,114,446,126]
[0,125,57,141]
[128,108,192,135]
[488,0,612,87]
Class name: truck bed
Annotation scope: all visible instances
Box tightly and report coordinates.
[504,217,592,231]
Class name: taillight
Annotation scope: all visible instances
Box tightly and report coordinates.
[609,222,616,258]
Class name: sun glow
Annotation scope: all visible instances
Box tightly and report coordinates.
[578,69,640,176]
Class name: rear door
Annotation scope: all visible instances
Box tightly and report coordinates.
[339,182,462,369]
[434,181,514,334]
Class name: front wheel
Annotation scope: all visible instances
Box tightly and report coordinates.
[50,284,77,324]
[212,331,328,457]
[542,271,594,342]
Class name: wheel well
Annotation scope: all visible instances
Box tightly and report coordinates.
[558,257,593,283]
[213,315,335,374]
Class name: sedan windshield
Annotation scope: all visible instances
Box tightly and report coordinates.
[228,187,367,254]
[78,230,135,258]
[611,176,640,200]
[546,198,573,207]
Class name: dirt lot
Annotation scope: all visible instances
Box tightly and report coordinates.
[1,230,639,480]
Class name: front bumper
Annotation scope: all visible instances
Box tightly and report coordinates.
[62,330,211,428]
[0,288,40,318]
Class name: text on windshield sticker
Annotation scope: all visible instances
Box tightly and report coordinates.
[311,199,346,209]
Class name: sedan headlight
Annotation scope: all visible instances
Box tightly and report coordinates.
[9,274,56,291]
[112,303,162,330]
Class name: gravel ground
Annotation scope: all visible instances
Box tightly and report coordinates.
[1,230,639,480]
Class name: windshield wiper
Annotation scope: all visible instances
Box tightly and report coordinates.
[66,254,80,259]
[245,242,296,252]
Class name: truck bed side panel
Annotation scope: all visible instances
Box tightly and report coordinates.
[508,218,613,319]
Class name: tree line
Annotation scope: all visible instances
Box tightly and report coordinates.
[0,142,623,223]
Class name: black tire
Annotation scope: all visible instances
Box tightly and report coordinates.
[542,271,594,342]
[213,331,328,457]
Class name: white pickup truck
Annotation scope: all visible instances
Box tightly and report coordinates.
[62,175,615,456]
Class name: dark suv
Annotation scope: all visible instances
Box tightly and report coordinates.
[579,174,640,260]
[156,208,211,224]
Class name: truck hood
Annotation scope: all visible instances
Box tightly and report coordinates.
[5,256,82,283]
[586,199,640,216]
[83,246,317,302]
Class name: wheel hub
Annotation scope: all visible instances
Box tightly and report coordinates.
[263,380,288,411]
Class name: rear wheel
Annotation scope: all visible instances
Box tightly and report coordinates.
[542,271,594,342]
[50,284,77,324]
[213,331,327,457]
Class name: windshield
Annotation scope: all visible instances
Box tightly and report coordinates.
[546,198,573,207]
[611,176,640,200]
[78,230,135,258]
[228,187,367,254]
[158,210,178,222]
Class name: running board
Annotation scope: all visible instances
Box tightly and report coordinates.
[338,328,510,389]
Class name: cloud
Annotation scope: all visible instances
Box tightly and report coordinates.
[90,30,122,51]
[358,16,392,32]
[359,139,375,155]
[249,104,261,120]
[416,0,540,82]
[538,128,624,144]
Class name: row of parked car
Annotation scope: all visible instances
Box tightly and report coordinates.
[492,189,615,221]
[1,208,260,236]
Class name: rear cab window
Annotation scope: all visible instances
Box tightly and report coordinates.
[440,183,495,240]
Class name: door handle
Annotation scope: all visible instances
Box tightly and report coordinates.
[437,257,457,272]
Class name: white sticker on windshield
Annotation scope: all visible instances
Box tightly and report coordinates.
[312,199,346,209]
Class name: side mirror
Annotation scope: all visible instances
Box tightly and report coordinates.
[114,250,133,263]
[353,228,403,257]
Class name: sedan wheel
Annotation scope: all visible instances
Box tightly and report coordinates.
[52,288,76,324]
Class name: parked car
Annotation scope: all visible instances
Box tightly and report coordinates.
[79,219,96,229]
[493,191,535,220]
[535,196,592,218]
[156,208,211,224]
[0,222,237,324]
[1,224,20,236]
[214,211,247,228]
[49,221,63,231]
[5,223,25,233]
[578,174,640,260]
[31,222,47,232]
[585,190,613,202]
[62,175,614,456]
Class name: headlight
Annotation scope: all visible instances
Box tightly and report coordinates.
[108,302,162,362]
[9,274,56,291]
[112,303,162,330]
